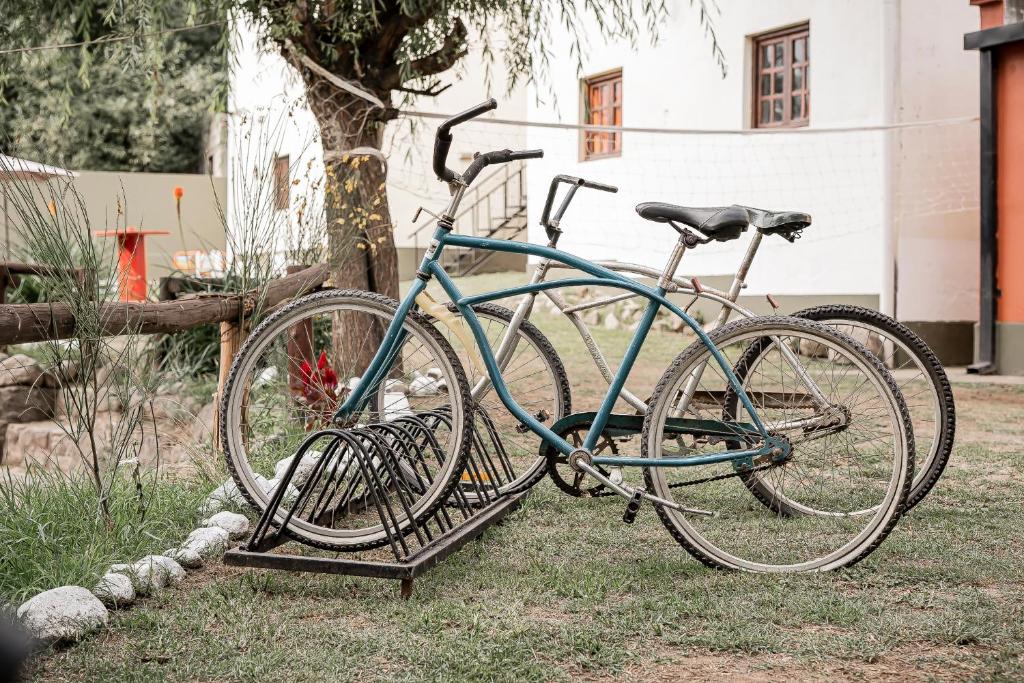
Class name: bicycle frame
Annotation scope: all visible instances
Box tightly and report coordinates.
[334,224,785,469]
[521,229,834,418]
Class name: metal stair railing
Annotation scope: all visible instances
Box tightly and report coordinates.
[411,162,528,276]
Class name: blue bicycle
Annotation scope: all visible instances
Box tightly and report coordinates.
[221,100,915,573]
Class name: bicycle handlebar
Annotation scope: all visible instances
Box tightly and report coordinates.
[462,149,544,186]
[540,174,618,239]
[433,98,497,183]
[432,98,544,187]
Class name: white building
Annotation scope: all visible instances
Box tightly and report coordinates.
[228,1,981,363]
[523,0,980,363]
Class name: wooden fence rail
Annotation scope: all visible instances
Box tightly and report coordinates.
[0,263,329,345]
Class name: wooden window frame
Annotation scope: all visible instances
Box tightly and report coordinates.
[580,69,623,161]
[273,154,290,211]
[752,24,809,129]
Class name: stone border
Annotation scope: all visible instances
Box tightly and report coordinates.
[15,510,251,646]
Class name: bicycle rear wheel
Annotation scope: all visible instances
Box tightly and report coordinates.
[641,316,914,572]
[792,305,954,511]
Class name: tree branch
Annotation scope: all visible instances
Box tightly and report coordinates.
[403,18,468,82]
[396,81,452,97]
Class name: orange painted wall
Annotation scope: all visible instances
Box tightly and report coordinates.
[972,0,1005,28]
[996,42,1024,322]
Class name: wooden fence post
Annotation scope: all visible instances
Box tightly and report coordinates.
[213,320,246,452]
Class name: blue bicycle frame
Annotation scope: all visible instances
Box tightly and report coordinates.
[334,224,781,469]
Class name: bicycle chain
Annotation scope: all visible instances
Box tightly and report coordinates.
[589,461,782,498]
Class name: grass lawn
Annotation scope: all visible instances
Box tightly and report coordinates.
[25,272,1024,681]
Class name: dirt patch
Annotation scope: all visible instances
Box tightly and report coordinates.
[581,644,985,682]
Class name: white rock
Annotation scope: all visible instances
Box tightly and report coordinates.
[603,313,620,330]
[181,526,231,559]
[0,354,44,387]
[199,477,247,515]
[384,379,409,395]
[164,547,203,569]
[346,376,362,392]
[425,368,443,381]
[409,375,442,397]
[17,586,108,644]
[383,392,413,421]
[92,573,135,608]
[799,338,829,358]
[109,563,134,575]
[254,366,278,387]
[132,555,185,594]
[274,451,323,486]
[203,511,250,540]
[266,478,300,501]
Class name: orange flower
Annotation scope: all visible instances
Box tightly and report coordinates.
[172,186,184,200]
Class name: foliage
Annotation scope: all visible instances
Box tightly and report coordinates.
[0,2,226,172]
[0,465,209,604]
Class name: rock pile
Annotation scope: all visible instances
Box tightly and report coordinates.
[0,353,57,467]
[0,351,213,476]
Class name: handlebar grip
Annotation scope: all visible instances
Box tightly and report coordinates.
[432,134,456,183]
[582,179,618,193]
[437,98,497,136]
[508,149,544,161]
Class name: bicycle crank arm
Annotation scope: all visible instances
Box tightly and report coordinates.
[575,460,715,517]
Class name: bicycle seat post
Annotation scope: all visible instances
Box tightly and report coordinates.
[657,225,698,290]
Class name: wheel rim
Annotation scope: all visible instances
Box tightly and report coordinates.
[644,322,911,572]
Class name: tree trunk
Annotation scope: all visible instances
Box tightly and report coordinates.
[304,82,399,377]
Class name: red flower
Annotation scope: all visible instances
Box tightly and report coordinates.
[173,186,185,200]
[300,350,338,390]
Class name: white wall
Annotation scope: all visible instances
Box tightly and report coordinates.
[525,1,891,299]
[228,18,527,258]
[523,0,979,313]
[893,0,980,322]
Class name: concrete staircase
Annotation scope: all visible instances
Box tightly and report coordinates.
[412,162,529,277]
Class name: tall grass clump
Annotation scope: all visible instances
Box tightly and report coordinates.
[0,465,208,604]
[1,162,165,526]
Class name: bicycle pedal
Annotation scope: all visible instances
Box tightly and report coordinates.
[622,490,643,524]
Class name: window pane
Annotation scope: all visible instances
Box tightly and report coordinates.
[773,99,783,121]
[774,43,784,66]
[761,45,771,67]
[760,74,770,96]
[794,37,806,62]
[760,100,770,123]
[774,72,784,94]
[791,95,803,120]
[792,66,803,90]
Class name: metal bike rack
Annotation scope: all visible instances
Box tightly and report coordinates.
[223,407,526,598]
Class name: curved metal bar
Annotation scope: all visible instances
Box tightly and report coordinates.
[429,260,769,455]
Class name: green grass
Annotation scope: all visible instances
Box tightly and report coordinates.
[20,272,1024,680]
[0,467,210,605]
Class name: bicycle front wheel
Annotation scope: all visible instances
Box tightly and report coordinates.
[438,302,571,497]
[220,289,472,551]
[641,316,914,573]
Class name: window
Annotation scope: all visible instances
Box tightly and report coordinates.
[753,25,809,128]
[273,154,290,210]
[581,70,622,160]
